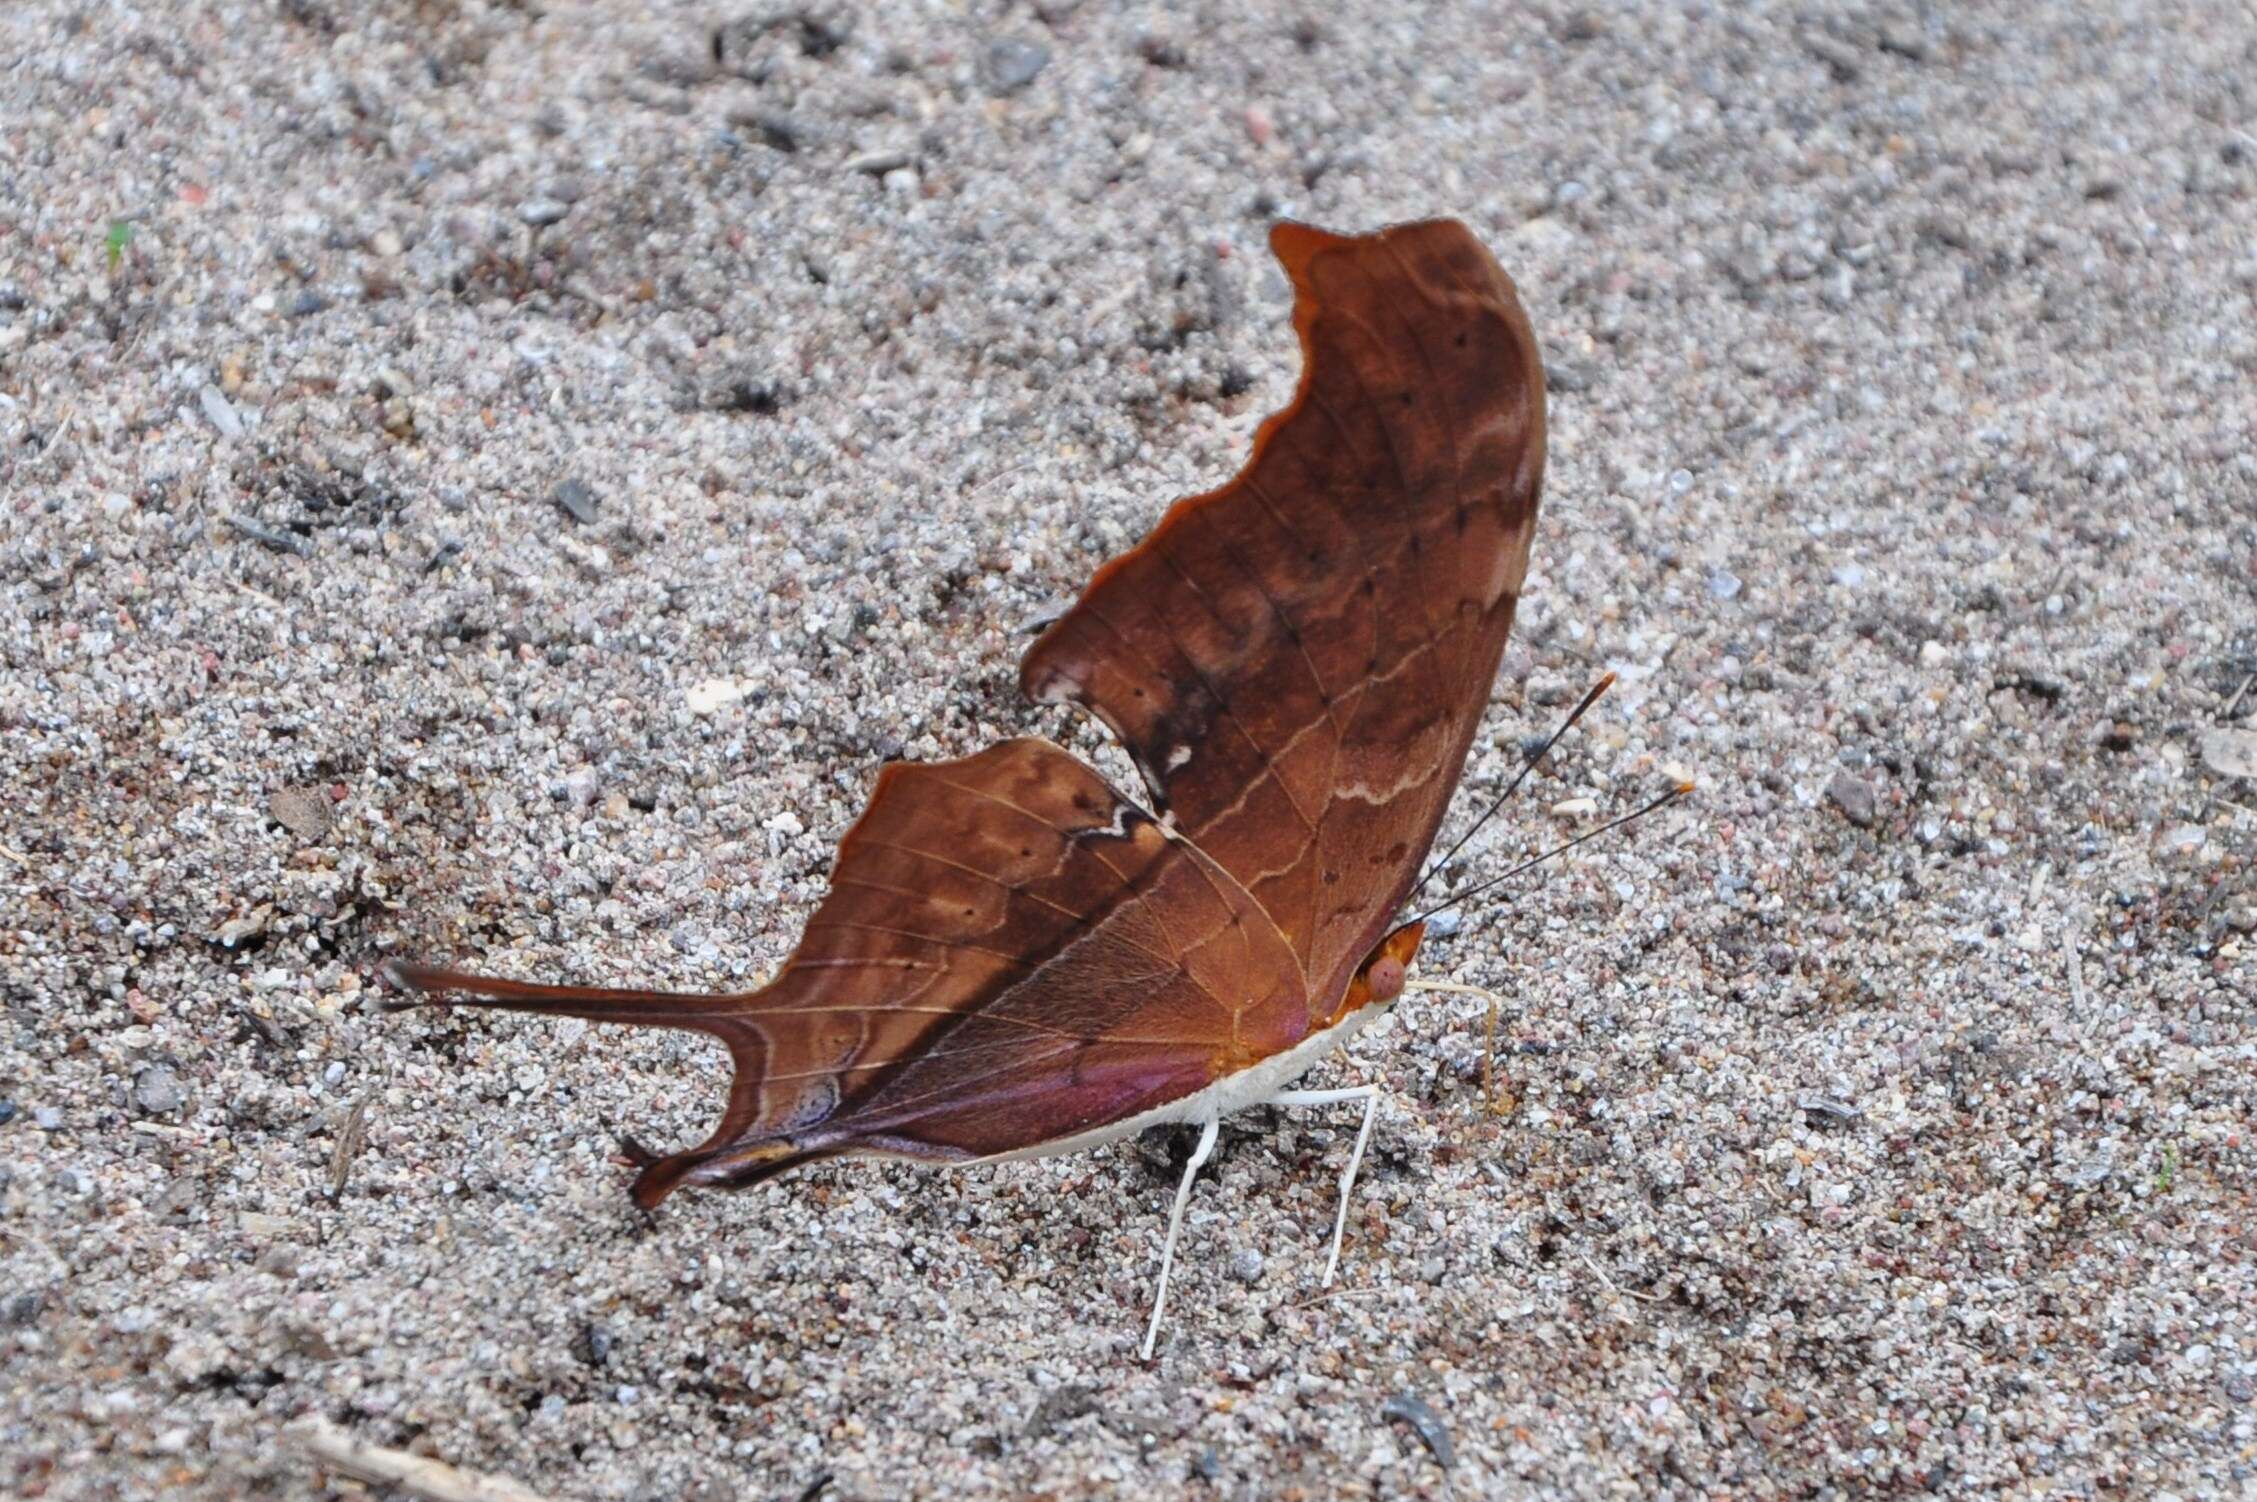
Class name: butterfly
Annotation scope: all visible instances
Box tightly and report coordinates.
[386,216,1547,1357]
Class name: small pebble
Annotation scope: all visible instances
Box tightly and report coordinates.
[1798,1093,1863,1126]
[700,367,781,415]
[197,384,244,440]
[2159,825,2206,856]
[1381,1394,1453,1469]
[130,1065,185,1115]
[2199,727,2257,777]
[2062,1148,2115,1190]
[269,786,332,842]
[1545,358,1595,393]
[984,37,1050,94]
[518,198,570,227]
[844,148,913,176]
[739,113,801,153]
[553,479,599,525]
[1229,1248,1263,1284]
[1524,671,1572,707]
[1828,771,1877,827]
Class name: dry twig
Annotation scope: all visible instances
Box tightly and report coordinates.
[328,1096,370,1201]
[292,1418,555,1502]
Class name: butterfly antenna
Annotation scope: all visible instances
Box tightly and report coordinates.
[1409,672,1616,905]
[1408,779,1694,928]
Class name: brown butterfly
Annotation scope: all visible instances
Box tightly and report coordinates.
[386,217,1546,1357]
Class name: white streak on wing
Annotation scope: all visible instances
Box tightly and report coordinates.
[1359,612,1472,693]
[1078,798,1139,843]
[1334,760,1446,807]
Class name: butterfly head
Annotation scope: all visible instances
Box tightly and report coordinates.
[1326,920,1426,1028]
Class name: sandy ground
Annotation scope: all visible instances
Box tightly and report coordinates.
[4,0,2255,1496]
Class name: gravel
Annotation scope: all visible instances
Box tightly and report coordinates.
[3,1,2253,1498]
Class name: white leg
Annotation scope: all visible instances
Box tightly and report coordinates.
[1141,1114,1219,1361]
[1269,1084,1381,1286]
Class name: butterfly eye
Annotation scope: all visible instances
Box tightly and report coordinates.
[1365,955,1407,1002]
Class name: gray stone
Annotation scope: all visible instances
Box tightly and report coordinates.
[197,384,244,440]
[1828,771,1877,828]
[131,1065,185,1116]
[985,37,1050,94]
[553,479,599,525]
[844,148,913,176]
[1546,358,1596,393]
[1381,1393,1453,1468]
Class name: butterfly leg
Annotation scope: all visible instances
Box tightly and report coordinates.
[1269,1084,1381,1287]
[1407,979,1514,1115]
[1140,1113,1219,1361]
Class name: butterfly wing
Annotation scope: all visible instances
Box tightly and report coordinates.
[392,218,1541,1205]
[390,738,1306,1205]
[1020,218,1547,1018]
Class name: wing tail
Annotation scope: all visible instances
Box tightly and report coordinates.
[383,958,803,1207]
[380,960,741,1030]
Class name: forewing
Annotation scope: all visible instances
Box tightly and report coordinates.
[1019,219,1546,1015]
